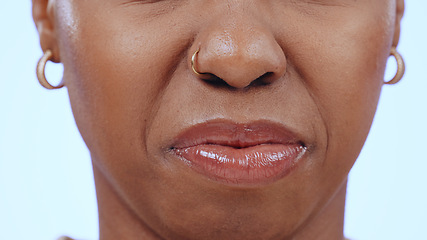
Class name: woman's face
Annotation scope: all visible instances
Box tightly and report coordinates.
[37,0,403,239]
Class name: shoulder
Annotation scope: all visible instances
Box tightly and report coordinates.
[57,237,74,240]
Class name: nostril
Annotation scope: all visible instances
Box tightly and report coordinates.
[250,72,275,87]
[202,74,234,89]
[202,72,276,90]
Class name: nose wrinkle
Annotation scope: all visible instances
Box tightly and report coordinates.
[196,22,286,89]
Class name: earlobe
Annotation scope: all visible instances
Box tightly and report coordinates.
[392,0,405,47]
[33,0,60,63]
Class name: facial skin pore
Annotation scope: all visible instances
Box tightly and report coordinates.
[33,0,404,239]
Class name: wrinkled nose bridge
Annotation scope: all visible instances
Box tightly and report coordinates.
[194,15,287,89]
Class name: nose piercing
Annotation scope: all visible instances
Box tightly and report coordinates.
[191,48,207,77]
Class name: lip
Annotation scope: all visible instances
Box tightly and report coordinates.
[170,120,307,186]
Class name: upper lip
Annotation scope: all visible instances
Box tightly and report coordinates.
[171,119,305,149]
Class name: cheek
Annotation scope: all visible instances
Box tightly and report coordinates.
[55,3,179,196]
[290,7,394,176]
[55,4,202,226]
[57,1,186,160]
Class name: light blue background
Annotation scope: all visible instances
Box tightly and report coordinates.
[0,1,426,240]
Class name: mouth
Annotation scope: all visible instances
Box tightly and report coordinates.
[170,120,307,187]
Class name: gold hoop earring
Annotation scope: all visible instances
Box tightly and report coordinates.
[191,49,208,77]
[384,47,405,85]
[36,49,64,90]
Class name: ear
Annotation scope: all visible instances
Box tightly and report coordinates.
[33,0,60,63]
[392,0,405,47]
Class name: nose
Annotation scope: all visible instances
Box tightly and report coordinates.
[191,16,286,89]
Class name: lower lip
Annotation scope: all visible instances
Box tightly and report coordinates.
[174,143,306,186]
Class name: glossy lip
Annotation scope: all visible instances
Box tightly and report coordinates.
[170,120,307,187]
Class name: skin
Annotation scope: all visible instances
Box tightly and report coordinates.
[33,0,405,239]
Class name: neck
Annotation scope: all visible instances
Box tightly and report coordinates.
[93,161,347,240]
